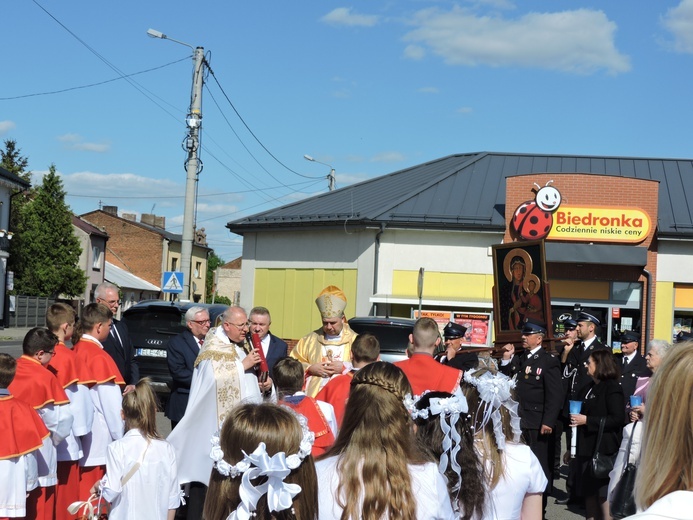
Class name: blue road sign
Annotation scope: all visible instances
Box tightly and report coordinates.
[162,271,184,294]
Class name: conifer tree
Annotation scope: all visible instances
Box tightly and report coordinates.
[12,164,86,297]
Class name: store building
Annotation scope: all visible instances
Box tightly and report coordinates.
[227,152,693,346]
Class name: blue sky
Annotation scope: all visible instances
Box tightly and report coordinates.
[2,0,693,262]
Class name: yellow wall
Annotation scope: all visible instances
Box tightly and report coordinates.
[392,271,494,299]
[654,281,674,340]
[549,280,610,300]
[674,285,693,309]
[253,268,357,340]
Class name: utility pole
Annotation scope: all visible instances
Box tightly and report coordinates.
[180,46,205,301]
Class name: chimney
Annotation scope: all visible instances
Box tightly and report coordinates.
[103,206,118,216]
[154,216,166,229]
[140,214,155,226]
[122,213,137,222]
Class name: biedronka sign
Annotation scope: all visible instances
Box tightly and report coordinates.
[549,206,651,243]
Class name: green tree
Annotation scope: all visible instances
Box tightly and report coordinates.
[206,251,225,301]
[12,164,86,297]
[213,294,232,306]
[1,139,33,235]
[1,139,31,181]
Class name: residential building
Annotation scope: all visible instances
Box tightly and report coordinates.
[0,166,31,327]
[81,207,211,302]
[71,215,108,308]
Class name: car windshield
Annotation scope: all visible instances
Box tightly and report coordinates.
[124,308,186,336]
[348,322,411,354]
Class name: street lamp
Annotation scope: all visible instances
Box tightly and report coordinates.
[304,154,336,191]
[147,28,205,301]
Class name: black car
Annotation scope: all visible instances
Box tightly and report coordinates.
[347,316,417,362]
[122,300,228,395]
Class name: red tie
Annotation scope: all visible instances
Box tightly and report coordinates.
[198,338,204,348]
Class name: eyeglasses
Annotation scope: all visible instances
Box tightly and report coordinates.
[98,298,121,305]
[225,322,249,330]
[191,319,211,325]
[43,350,56,357]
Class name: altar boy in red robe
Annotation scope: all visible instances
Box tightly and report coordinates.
[46,303,94,519]
[0,353,50,519]
[317,333,380,428]
[9,329,74,520]
[71,303,124,499]
[274,357,337,456]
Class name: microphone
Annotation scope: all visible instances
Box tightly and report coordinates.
[247,332,269,382]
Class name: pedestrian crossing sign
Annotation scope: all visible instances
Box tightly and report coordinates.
[162,271,184,293]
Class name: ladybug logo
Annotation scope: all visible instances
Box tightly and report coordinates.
[512,181,562,240]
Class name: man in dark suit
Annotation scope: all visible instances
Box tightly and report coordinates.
[165,306,210,429]
[500,320,563,504]
[563,312,610,401]
[439,322,479,371]
[558,311,610,505]
[95,282,139,394]
[249,306,288,377]
[617,330,651,411]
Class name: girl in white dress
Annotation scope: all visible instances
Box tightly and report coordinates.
[461,368,547,520]
[315,361,455,520]
[204,402,318,520]
[92,379,181,520]
[411,390,487,520]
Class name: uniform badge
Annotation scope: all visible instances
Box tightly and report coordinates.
[537,368,542,375]
[525,366,532,374]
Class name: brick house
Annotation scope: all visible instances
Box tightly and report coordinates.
[81,206,211,302]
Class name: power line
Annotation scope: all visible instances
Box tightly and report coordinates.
[65,180,318,199]
[204,64,324,180]
[204,86,293,189]
[0,58,189,101]
[31,0,183,122]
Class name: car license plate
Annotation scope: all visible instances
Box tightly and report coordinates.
[136,348,167,358]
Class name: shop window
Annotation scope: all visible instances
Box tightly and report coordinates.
[673,312,693,343]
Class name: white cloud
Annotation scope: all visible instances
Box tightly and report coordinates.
[403,6,631,75]
[332,88,352,99]
[60,170,181,197]
[371,152,406,163]
[0,121,16,135]
[404,44,426,60]
[57,133,110,153]
[662,0,693,53]
[468,0,516,10]
[321,7,379,27]
[336,173,371,186]
[418,86,440,94]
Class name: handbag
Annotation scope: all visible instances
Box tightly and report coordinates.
[610,421,639,519]
[591,416,616,479]
[67,493,109,520]
[67,441,150,519]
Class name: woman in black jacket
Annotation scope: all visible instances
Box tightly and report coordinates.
[569,349,625,520]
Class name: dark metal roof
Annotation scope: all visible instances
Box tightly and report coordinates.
[226,152,693,238]
[0,165,31,189]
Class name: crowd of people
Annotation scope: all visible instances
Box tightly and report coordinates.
[1,282,692,520]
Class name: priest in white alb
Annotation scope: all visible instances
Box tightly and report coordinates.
[167,305,267,519]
